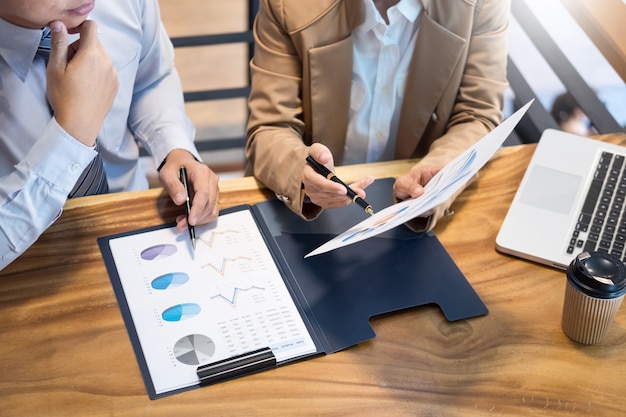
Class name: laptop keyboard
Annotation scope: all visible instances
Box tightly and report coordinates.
[567,151,626,261]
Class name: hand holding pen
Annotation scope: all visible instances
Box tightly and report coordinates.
[156,149,220,250]
[304,145,375,215]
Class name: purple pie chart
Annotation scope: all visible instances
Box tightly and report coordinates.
[140,244,178,261]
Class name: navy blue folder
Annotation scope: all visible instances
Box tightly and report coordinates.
[251,177,488,354]
[99,177,487,398]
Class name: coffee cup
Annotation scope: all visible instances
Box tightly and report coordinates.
[561,251,626,344]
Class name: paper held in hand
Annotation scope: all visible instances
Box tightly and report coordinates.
[305,99,534,258]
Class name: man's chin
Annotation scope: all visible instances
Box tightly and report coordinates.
[55,17,89,34]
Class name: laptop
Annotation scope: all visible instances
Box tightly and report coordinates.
[496,128,626,270]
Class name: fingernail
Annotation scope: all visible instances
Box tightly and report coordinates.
[50,21,62,33]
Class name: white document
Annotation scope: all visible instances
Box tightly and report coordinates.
[306,99,534,257]
[108,209,317,395]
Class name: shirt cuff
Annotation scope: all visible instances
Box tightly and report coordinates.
[26,119,97,193]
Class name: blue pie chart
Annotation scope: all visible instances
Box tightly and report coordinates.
[151,272,190,290]
[162,303,202,322]
[140,244,177,261]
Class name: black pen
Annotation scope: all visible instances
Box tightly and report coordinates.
[178,166,196,250]
[306,155,374,216]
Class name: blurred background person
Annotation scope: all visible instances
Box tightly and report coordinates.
[550,92,598,136]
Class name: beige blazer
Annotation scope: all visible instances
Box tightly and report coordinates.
[246,0,510,222]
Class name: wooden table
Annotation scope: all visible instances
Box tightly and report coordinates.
[2,134,626,416]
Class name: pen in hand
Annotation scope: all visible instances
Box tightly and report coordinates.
[178,166,196,250]
[305,155,374,216]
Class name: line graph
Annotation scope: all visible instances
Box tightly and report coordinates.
[200,256,253,276]
[197,230,239,248]
[210,285,265,306]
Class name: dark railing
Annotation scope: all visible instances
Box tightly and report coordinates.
[508,0,623,143]
[140,0,258,156]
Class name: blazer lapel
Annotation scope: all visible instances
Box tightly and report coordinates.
[309,38,354,162]
[395,10,466,158]
[307,0,365,162]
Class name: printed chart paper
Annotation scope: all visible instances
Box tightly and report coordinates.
[107,209,317,395]
[306,99,534,257]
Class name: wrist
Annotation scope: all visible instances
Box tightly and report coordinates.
[54,114,98,147]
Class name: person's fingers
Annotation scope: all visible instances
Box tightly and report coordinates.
[158,150,220,226]
[349,176,375,194]
[304,144,344,195]
[393,165,443,200]
[46,21,68,71]
[308,143,335,170]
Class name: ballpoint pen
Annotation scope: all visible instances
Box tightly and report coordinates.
[305,155,374,216]
[178,166,196,250]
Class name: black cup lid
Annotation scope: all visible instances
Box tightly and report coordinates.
[567,252,626,298]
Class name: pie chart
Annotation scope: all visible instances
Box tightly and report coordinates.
[162,303,201,322]
[140,244,178,261]
[173,334,216,365]
[151,272,190,290]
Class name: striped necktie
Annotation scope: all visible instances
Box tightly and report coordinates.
[68,141,110,197]
[36,27,52,61]
[37,27,109,198]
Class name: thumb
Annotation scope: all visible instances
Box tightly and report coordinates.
[47,20,68,69]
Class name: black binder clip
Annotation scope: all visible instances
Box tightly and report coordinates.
[196,347,276,386]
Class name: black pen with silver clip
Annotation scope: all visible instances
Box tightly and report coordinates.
[178,166,196,250]
[305,155,374,216]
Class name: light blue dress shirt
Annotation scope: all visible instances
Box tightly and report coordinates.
[0,0,200,270]
[342,0,421,165]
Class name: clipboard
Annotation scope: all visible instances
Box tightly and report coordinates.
[98,178,488,399]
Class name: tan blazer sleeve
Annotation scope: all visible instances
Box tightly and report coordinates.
[418,0,510,169]
[245,0,354,220]
[245,0,312,217]
[408,0,510,232]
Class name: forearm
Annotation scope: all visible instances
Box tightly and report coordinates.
[127,1,199,166]
[246,2,314,217]
[129,69,199,166]
[420,0,509,168]
[0,121,94,270]
[246,126,312,217]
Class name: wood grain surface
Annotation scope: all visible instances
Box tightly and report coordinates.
[2,135,626,416]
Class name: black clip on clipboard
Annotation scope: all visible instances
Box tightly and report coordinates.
[196,347,277,386]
